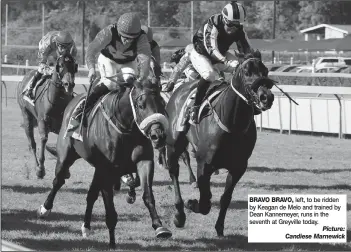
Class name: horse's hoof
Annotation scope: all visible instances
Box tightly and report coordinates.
[155,227,172,239]
[216,230,224,237]
[81,223,91,238]
[191,182,198,188]
[37,205,51,219]
[108,243,116,249]
[36,168,45,179]
[126,194,136,204]
[64,170,71,179]
[173,212,186,228]
[185,199,198,212]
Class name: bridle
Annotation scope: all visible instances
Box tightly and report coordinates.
[230,57,265,111]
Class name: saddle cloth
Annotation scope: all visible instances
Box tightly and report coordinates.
[176,81,227,131]
[64,90,122,140]
[22,75,51,105]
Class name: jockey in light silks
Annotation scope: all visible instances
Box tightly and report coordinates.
[25,31,78,100]
[163,44,200,92]
[188,1,255,124]
[71,12,151,187]
[141,25,163,84]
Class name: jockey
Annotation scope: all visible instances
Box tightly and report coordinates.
[71,12,151,124]
[163,44,200,92]
[25,31,77,100]
[189,1,254,124]
[141,25,162,83]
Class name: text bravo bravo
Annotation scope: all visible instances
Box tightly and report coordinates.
[248,195,347,243]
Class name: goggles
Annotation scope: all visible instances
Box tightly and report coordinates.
[223,17,240,28]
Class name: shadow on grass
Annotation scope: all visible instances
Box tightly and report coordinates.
[209,181,351,191]
[1,184,128,195]
[248,166,351,174]
[196,233,350,251]
[9,232,351,251]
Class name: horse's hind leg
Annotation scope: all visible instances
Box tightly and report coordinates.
[215,164,246,236]
[38,140,78,217]
[166,133,189,228]
[21,110,39,173]
[138,159,172,238]
[186,162,212,215]
[82,170,101,237]
[99,168,118,249]
[36,119,48,179]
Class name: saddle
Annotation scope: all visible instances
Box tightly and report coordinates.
[176,80,227,131]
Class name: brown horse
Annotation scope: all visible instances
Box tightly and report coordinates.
[161,51,275,235]
[37,79,171,248]
[17,54,77,179]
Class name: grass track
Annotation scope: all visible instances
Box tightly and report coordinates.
[1,99,350,251]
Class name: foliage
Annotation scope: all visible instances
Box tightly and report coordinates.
[2,0,351,64]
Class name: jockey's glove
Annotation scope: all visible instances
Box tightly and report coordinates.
[88,68,96,84]
[224,60,239,69]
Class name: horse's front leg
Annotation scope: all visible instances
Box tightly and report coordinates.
[186,162,212,215]
[81,170,100,238]
[215,163,247,236]
[137,158,172,238]
[99,169,118,249]
[37,119,48,179]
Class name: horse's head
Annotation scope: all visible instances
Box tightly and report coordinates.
[55,54,77,95]
[130,79,168,149]
[232,50,274,112]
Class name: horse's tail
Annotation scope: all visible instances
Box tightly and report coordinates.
[46,145,58,157]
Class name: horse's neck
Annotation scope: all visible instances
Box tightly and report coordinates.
[218,76,253,132]
[114,89,134,128]
[46,72,62,99]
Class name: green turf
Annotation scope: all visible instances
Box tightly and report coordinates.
[1,99,350,251]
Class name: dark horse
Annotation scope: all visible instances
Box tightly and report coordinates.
[17,54,77,179]
[161,51,275,236]
[37,78,172,248]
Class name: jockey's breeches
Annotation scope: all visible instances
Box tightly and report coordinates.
[190,49,237,81]
[97,54,137,90]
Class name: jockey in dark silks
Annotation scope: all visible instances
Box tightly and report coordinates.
[71,12,151,124]
[188,1,260,124]
[141,25,162,84]
[25,31,78,100]
[71,12,151,186]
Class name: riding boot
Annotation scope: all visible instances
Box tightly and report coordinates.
[72,83,110,121]
[26,71,43,99]
[190,78,210,124]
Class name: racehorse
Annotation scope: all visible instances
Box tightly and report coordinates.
[37,78,172,248]
[17,54,77,179]
[161,50,275,235]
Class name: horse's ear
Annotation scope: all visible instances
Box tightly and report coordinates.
[253,49,262,59]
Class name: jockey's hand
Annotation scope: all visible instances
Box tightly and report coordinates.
[225,60,239,69]
[164,81,175,92]
[88,68,96,84]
